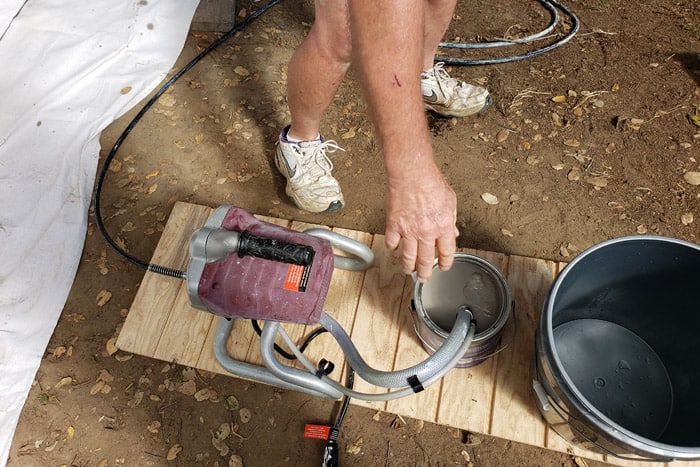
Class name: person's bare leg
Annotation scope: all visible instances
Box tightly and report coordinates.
[421,0,457,70]
[286,1,351,141]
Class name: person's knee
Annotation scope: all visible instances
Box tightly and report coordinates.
[311,1,352,65]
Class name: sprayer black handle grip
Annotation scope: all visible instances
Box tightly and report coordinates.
[237,230,315,266]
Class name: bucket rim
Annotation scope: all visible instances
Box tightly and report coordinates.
[413,253,512,342]
[541,235,700,458]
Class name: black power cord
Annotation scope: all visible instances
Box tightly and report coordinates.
[251,319,328,361]
[323,368,355,467]
[93,0,281,278]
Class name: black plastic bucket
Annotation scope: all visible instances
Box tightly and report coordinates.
[533,236,700,461]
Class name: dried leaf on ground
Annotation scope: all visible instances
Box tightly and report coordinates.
[96,290,112,307]
[560,244,571,257]
[159,94,176,107]
[224,395,240,411]
[51,346,67,358]
[215,423,231,441]
[147,421,161,433]
[127,390,144,408]
[106,337,118,356]
[481,192,499,205]
[229,454,244,467]
[683,171,700,185]
[194,387,211,401]
[239,408,252,423]
[166,444,182,461]
[551,95,567,103]
[212,437,230,456]
[585,176,608,188]
[90,380,106,395]
[346,437,363,454]
[97,369,114,383]
[54,377,72,389]
[45,441,58,452]
[567,167,581,181]
[177,379,197,396]
[461,450,474,466]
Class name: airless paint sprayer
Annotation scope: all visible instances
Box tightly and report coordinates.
[184,204,478,401]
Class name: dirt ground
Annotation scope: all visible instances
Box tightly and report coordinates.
[8,0,699,466]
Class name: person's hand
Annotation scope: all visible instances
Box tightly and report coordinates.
[384,161,458,282]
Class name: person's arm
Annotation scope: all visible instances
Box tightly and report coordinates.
[348,0,458,282]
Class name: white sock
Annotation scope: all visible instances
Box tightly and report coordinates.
[286,128,321,143]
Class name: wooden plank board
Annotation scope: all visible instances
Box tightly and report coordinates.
[117,202,700,467]
[117,202,211,356]
[152,282,213,365]
[384,277,442,422]
[490,255,554,447]
[343,235,405,411]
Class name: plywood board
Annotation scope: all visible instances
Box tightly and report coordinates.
[118,202,699,467]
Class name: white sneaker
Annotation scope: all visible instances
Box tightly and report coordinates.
[275,126,345,213]
[421,62,491,117]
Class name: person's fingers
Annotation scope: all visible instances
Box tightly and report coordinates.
[385,229,401,251]
[400,236,418,276]
[436,232,457,271]
[414,239,436,283]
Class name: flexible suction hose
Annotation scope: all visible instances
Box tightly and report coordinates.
[271,316,476,401]
[318,307,474,388]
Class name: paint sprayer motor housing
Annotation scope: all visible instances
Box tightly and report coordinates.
[185,205,477,401]
[187,205,338,325]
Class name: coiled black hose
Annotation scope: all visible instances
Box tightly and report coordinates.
[93,0,281,277]
[436,0,579,65]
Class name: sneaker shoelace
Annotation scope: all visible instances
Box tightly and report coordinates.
[428,62,464,98]
[294,140,345,182]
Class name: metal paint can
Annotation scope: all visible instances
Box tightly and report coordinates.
[410,253,512,368]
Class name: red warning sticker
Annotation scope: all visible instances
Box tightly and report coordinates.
[283,263,311,292]
[303,424,330,440]
[283,264,304,291]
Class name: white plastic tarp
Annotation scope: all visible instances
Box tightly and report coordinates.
[0,0,199,465]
